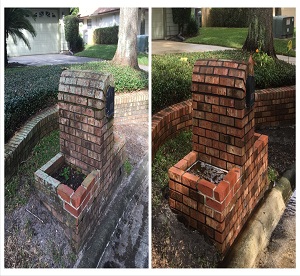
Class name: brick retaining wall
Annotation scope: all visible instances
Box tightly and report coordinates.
[152,85,295,158]
[4,106,58,184]
[114,90,148,124]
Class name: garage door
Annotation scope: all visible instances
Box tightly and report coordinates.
[152,8,164,40]
[7,9,60,56]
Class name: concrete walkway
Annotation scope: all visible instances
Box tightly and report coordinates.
[8,53,102,66]
[74,154,149,268]
[152,40,296,65]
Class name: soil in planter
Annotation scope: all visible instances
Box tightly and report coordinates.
[187,161,227,185]
[51,163,86,191]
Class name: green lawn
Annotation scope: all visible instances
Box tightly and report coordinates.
[75,44,149,65]
[185,27,296,57]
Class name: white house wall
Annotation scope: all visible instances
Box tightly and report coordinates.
[81,9,148,45]
[7,8,69,57]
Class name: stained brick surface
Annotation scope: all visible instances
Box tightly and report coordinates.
[34,70,126,252]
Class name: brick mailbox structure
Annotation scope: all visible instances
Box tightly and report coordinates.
[34,70,125,252]
[168,59,269,255]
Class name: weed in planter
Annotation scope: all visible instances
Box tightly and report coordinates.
[60,167,70,182]
[52,164,86,191]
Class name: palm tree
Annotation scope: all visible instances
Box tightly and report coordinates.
[5,8,37,66]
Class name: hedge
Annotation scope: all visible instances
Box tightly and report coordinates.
[152,50,295,114]
[5,66,63,142]
[93,26,119,44]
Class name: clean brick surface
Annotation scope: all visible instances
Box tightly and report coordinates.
[167,59,269,255]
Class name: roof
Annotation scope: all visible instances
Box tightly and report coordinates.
[79,7,120,18]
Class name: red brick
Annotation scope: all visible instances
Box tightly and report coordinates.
[175,183,189,196]
[220,77,234,87]
[169,198,176,209]
[183,195,197,209]
[192,74,205,83]
[182,172,199,190]
[205,75,220,85]
[214,181,230,202]
[190,209,205,223]
[80,193,91,211]
[64,202,81,217]
[215,231,227,243]
[220,115,234,126]
[225,189,234,208]
[57,184,74,203]
[213,67,228,76]
[168,166,184,182]
[169,180,176,190]
[170,190,183,202]
[205,130,219,140]
[193,126,205,137]
[211,86,226,96]
[206,198,225,212]
[235,79,245,89]
[197,179,215,197]
[183,151,198,167]
[206,216,226,232]
[200,66,214,74]
[174,159,188,170]
[71,186,87,208]
[81,172,96,193]
[182,204,190,215]
[205,95,219,105]
[224,169,240,187]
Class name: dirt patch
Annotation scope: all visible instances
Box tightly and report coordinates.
[152,125,296,268]
[4,121,148,268]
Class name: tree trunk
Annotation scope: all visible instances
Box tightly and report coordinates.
[112,8,139,69]
[242,8,276,58]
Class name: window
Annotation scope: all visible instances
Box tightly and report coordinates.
[87,19,92,29]
[39,11,44,17]
[46,11,50,17]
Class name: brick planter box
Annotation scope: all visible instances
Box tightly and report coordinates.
[34,70,126,252]
[169,59,269,255]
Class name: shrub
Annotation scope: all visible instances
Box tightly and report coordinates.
[172,8,192,33]
[93,26,119,44]
[64,15,80,51]
[5,66,63,142]
[152,50,295,113]
[70,61,148,92]
[209,8,250,27]
[75,35,84,52]
[186,17,199,37]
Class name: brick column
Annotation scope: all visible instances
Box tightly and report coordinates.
[192,59,255,174]
[168,59,269,255]
[58,70,114,175]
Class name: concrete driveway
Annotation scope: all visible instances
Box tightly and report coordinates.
[8,53,149,71]
[8,53,102,66]
[152,40,296,65]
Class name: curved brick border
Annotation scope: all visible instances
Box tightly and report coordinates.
[114,90,148,124]
[152,100,192,159]
[5,106,58,184]
[152,85,295,158]
[5,91,148,185]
